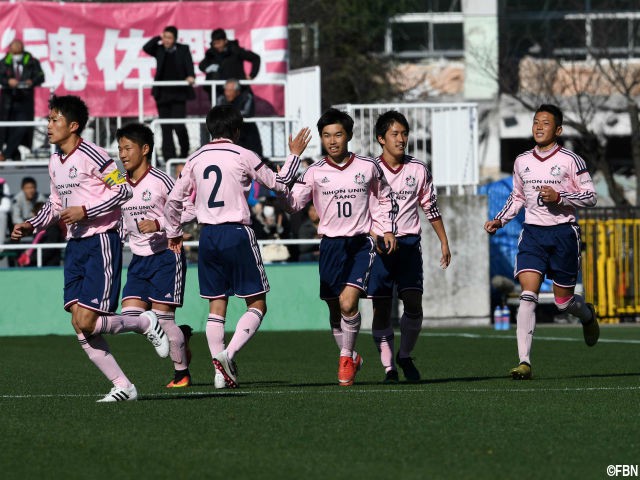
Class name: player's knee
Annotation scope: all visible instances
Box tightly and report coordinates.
[72,310,98,335]
[404,309,423,320]
[554,295,573,312]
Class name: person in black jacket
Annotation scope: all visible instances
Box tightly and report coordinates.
[0,39,45,161]
[142,26,195,161]
[216,79,263,156]
[199,28,260,100]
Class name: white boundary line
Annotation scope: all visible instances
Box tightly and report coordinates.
[2,385,639,400]
[424,332,640,344]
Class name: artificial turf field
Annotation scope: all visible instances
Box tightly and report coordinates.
[1,325,638,480]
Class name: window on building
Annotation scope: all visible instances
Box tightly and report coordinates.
[386,13,464,59]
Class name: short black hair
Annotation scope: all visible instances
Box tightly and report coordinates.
[375,110,410,140]
[21,176,37,188]
[211,28,227,41]
[316,108,354,137]
[206,104,242,140]
[116,123,155,160]
[48,95,89,135]
[164,26,178,39]
[536,104,563,126]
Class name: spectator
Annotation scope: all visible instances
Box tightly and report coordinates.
[252,197,289,240]
[199,28,260,100]
[296,203,320,262]
[11,176,46,225]
[217,79,262,155]
[0,39,45,161]
[17,201,65,267]
[142,26,195,162]
[251,199,291,263]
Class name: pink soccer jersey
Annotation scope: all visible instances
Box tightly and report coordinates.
[370,155,441,237]
[28,139,132,239]
[286,153,394,237]
[164,139,300,237]
[495,145,597,226]
[122,166,176,256]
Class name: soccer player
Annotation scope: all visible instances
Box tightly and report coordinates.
[11,95,169,402]
[484,104,599,380]
[164,104,308,389]
[105,122,192,388]
[368,111,451,383]
[282,108,397,387]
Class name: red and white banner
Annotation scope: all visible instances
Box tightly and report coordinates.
[0,0,288,117]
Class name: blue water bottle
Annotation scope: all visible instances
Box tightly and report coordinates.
[493,305,502,331]
[501,305,511,330]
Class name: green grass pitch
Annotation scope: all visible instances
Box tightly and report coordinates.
[1,326,638,479]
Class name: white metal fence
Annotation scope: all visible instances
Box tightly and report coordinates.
[0,238,320,268]
[332,102,478,194]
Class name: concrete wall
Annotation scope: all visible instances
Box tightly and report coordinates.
[0,263,329,336]
[1,195,491,335]
[421,194,490,326]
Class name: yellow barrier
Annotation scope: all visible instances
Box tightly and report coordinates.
[579,216,640,323]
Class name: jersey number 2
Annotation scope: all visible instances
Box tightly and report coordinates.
[204,165,225,208]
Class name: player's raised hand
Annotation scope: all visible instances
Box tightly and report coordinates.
[11,222,34,241]
[484,219,502,235]
[289,128,311,156]
[168,236,183,253]
[60,206,86,225]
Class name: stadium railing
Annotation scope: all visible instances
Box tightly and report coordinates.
[579,206,640,323]
[0,238,320,268]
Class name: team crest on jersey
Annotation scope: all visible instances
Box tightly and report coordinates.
[354,173,366,185]
[142,189,152,202]
[550,165,561,176]
[68,166,78,179]
[405,175,417,188]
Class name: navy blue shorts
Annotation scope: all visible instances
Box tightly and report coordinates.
[64,231,122,314]
[367,234,423,298]
[319,235,375,300]
[123,249,187,306]
[515,223,581,287]
[198,223,269,299]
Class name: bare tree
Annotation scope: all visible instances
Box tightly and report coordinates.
[289,0,423,109]
[474,4,640,205]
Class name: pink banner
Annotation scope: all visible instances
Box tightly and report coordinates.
[0,0,288,117]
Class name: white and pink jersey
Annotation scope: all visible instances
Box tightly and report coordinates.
[164,139,300,237]
[28,139,132,239]
[121,166,176,256]
[285,153,394,237]
[495,145,597,226]
[370,155,441,237]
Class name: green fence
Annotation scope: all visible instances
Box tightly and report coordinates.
[0,263,328,336]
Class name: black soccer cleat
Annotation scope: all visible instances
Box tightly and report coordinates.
[396,353,421,383]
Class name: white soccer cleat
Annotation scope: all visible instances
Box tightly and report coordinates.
[141,311,170,358]
[214,371,226,389]
[96,384,138,402]
[212,349,238,388]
